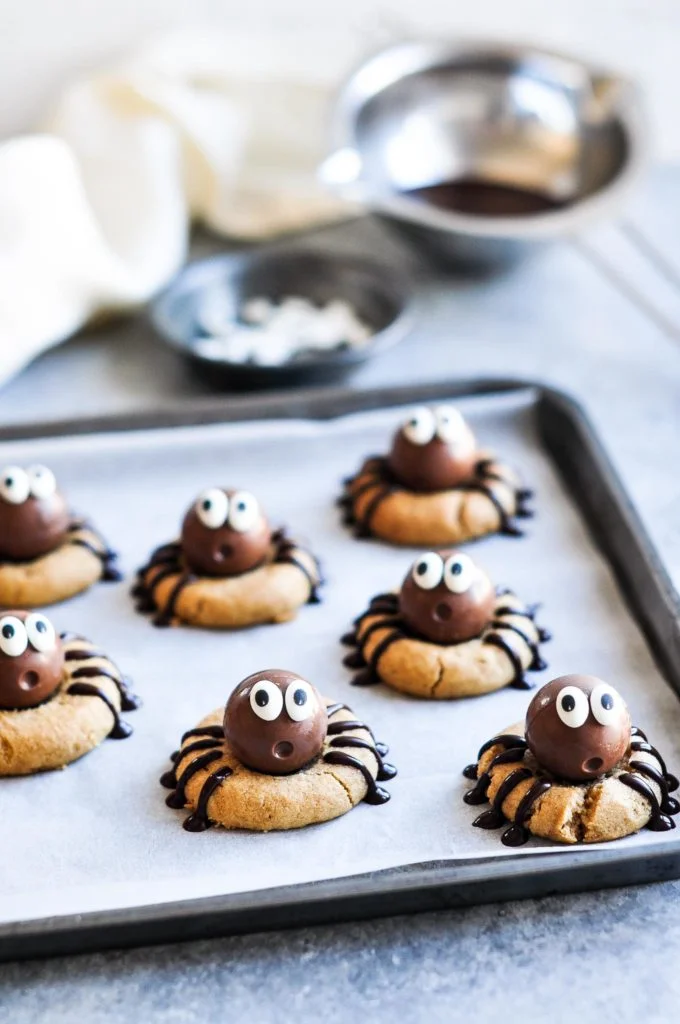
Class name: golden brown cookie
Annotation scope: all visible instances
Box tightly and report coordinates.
[343,587,549,698]
[339,455,532,546]
[0,633,139,775]
[161,694,396,832]
[463,720,680,845]
[0,520,120,608]
[134,528,322,628]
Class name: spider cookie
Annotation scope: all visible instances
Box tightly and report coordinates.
[133,487,322,628]
[161,669,396,832]
[0,464,120,607]
[463,675,679,845]
[339,405,532,546]
[0,610,139,775]
[343,550,549,698]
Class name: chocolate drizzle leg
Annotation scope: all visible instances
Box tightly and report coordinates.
[323,750,391,804]
[66,682,133,739]
[472,767,533,830]
[483,633,532,689]
[501,780,552,846]
[66,520,121,581]
[618,772,676,831]
[464,746,528,804]
[183,766,234,832]
[324,704,395,803]
[272,528,323,604]
[165,750,223,809]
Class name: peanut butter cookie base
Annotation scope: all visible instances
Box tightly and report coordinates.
[0,521,119,608]
[0,635,138,775]
[463,723,680,845]
[339,455,532,546]
[161,700,395,832]
[134,531,322,629]
[343,589,549,698]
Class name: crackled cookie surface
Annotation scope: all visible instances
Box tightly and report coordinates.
[0,612,139,775]
[134,487,322,628]
[463,676,679,845]
[338,405,533,546]
[343,551,549,698]
[0,464,120,607]
[161,669,396,832]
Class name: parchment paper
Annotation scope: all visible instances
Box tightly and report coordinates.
[2,391,680,926]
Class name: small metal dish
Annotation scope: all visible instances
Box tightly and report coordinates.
[150,247,413,388]
[321,41,647,266]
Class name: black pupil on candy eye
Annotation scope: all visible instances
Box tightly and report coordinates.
[36,621,47,633]
[601,693,614,710]
[293,688,307,706]
[2,624,14,638]
[5,478,12,487]
[237,502,246,511]
[451,563,462,575]
[254,689,269,707]
[416,562,428,576]
[202,500,212,511]
[561,694,576,712]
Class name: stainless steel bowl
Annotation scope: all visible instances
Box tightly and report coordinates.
[321,41,647,265]
[150,246,413,389]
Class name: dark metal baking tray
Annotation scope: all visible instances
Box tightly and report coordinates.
[1,377,679,963]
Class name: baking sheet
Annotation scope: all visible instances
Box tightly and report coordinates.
[2,390,680,927]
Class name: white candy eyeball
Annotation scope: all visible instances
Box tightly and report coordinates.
[434,406,466,444]
[411,552,444,590]
[555,686,590,729]
[0,616,28,657]
[249,679,284,722]
[25,613,57,653]
[27,465,57,500]
[590,683,622,726]
[402,407,436,446]
[195,488,229,529]
[0,467,30,505]
[228,491,260,533]
[443,553,477,594]
[285,679,316,722]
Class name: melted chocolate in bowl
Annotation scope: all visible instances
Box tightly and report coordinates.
[405,179,568,218]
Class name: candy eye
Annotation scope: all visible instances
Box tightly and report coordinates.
[402,407,436,446]
[555,686,589,729]
[0,467,30,505]
[25,613,57,653]
[27,465,57,500]
[228,491,260,533]
[434,405,466,444]
[0,616,28,657]
[195,488,229,529]
[249,679,284,722]
[411,552,444,590]
[443,553,476,594]
[284,680,316,722]
[590,683,622,726]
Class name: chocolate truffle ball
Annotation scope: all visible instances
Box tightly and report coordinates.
[399,550,495,644]
[525,674,631,782]
[181,488,271,577]
[223,669,327,774]
[387,405,478,493]
[0,610,64,710]
[0,465,70,562]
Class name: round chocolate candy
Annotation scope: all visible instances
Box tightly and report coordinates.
[0,610,64,710]
[223,669,327,774]
[0,465,70,562]
[399,550,495,644]
[181,487,271,577]
[387,405,477,492]
[525,674,631,782]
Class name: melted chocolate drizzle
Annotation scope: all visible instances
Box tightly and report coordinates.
[134,530,321,626]
[340,456,530,539]
[165,750,223,809]
[323,751,391,804]
[66,520,121,581]
[464,727,680,845]
[183,766,234,832]
[67,682,132,739]
[65,644,142,711]
[328,736,397,781]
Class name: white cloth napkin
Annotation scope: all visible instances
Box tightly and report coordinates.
[0,29,358,386]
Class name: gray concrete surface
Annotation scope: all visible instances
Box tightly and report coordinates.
[1,167,679,1023]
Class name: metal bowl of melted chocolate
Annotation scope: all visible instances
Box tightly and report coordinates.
[321,41,646,266]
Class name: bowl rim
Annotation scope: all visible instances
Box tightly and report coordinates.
[149,245,415,373]
[322,38,648,240]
